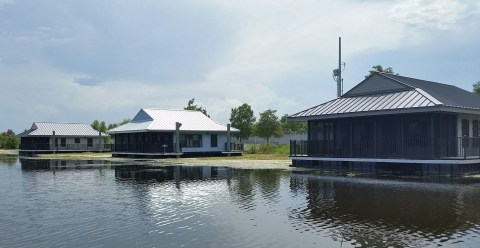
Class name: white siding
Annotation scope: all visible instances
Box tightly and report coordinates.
[180,132,229,153]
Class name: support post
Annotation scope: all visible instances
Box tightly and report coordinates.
[349,119,353,157]
[175,122,182,157]
[227,124,231,153]
[99,131,102,152]
[52,130,56,153]
[401,115,405,158]
[430,114,435,159]
[373,118,377,158]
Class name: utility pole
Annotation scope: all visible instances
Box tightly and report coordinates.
[333,37,344,97]
[338,37,341,97]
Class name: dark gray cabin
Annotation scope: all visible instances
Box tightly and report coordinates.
[18,122,110,156]
[289,72,480,175]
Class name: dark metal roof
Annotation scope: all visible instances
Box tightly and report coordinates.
[381,73,480,109]
[290,73,480,120]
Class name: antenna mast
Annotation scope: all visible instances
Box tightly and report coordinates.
[332,37,345,97]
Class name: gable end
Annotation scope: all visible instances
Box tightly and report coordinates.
[131,109,154,122]
[344,73,413,97]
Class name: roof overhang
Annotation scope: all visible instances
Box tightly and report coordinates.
[288,106,480,121]
[108,129,239,134]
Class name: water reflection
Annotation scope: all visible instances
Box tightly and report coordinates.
[20,158,112,170]
[0,154,18,165]
[115,165,228,182]
[289,171,480,247]
[3,157,480,247]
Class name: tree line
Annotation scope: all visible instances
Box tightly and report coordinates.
[229,104,306,143]
[91,118,131,133]
[0,130,20,149]
[183,99,306,143]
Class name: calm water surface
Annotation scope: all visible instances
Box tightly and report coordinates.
[1,155,480,247]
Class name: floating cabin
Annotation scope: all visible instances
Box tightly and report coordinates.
[108,108,242,158]
[288,72,480,175]
[18,122,109,156]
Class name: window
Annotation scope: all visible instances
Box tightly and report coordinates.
[211,134,218,147]
[179,134,202,148]
[61,138,66,147]
[87,138,93,147]
[75,138,80,144]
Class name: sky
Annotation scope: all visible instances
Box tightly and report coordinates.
[1,0,480,133]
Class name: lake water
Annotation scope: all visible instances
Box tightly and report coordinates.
[1,155,480,248]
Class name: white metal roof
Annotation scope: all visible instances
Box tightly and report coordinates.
[17,122,108,137]
[108,108,238,133]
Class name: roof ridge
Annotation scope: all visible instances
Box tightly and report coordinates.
[34,122,91,125]
[414,88,443,105]
[380,72,457,88]
[143,108,199,112]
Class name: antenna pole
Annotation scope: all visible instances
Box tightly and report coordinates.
[337,37,341,98]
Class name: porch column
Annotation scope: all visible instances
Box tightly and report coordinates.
[99,131,103,152]
[175,122,182,155]
[430,114,435,159]
[52,130,56,152]
[373,118,377,158]
[349,119,353,157]
[401,115,405,158]
[226,124,231,152]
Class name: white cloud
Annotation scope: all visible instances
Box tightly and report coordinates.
[390,0,480,30]
[1,0,480,132]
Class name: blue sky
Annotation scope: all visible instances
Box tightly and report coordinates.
[1,0,480,132]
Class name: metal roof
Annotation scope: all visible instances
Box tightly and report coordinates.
[17,122,108,137]
[108,108,238,133]
[381,73,480,109]
[290,73,480,120]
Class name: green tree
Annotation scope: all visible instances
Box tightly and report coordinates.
[473,81,480,95]
[99,121,107,133]
[230,103,256,142]
[91,120,100,131]
[366,65,397,78]
[280,114,307,133]
[0,129,19,149]
[184,98,209,117]
[255,109,283,143]
[107,118,131,130]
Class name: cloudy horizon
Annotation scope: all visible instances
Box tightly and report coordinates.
[1,0,480,133]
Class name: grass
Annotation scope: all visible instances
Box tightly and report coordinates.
[0,149,18,155]
[7,144,291,161]
[37,152,113,160]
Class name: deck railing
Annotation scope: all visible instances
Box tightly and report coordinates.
[112,143,174,153]
[20,143,112,152]
[111,143,244,153]
[225,142,244,152]
[290,137,480,160]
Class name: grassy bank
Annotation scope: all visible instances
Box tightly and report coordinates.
[16,144,291,161]
[0,149,18,155]
[37,152,113,159]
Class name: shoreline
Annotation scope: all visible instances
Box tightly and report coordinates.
[2,151,292,170]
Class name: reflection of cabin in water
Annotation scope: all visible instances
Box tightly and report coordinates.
[289,72,480,175]
[289,171,480,247]
[108,108,241,158]
[18,122,109,156]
